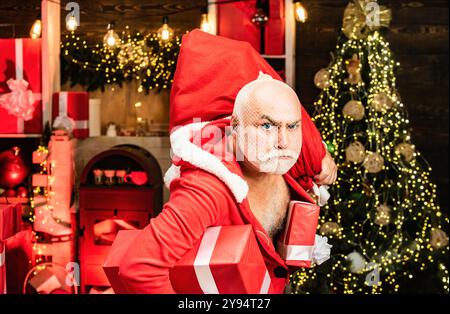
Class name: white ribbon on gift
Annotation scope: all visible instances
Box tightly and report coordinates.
[278,234,332,265]
[55,92,88,131]
[193,226,271,294]
[1,39,42,133]
[312,182,331,207]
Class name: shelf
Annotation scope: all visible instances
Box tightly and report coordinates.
[261,54,286,59]
[0,196,30,204]
[0,134,41,138]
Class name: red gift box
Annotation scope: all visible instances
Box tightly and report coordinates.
[103,225,271,294]
[217,0,285,55]
[277,201,320,268]
[0,38,42,134]
[0,203,22,241]
[52,92,89,139]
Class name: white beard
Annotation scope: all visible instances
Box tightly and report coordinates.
[236,129,299,175]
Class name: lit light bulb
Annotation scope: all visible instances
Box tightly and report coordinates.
[294,1,308,23]
[103,22,120,48]
[30,18,42,39]
[158,16,173,41]
[200,13,210,33]
[66,15,78,31]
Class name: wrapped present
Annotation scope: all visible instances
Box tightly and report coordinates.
[52,92,89,139]
[0,38,42,134]
[277,200,331,268]
[103,225,271,294]
[0,203,22,240]
[218,0,285,55]
[4,228,34,294]
[0,241,6,294]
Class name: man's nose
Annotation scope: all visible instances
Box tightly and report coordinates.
[277,127,288,149]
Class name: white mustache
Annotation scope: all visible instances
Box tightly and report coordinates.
[258,150,298,162]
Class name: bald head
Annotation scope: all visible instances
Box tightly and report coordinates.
[231,72,303,175]
[233,72,301,124]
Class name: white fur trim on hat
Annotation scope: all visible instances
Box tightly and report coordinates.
[164,120,249,204]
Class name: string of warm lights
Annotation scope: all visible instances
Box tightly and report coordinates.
[61,28,180,93]
[290,31,449,294]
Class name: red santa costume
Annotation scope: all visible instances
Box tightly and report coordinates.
[118,29,328,294]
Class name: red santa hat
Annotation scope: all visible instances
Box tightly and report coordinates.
[169,29,282,131]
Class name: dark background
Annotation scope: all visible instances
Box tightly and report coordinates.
[0,0,448,211]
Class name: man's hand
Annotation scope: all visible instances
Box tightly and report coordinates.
[314,150,337,185]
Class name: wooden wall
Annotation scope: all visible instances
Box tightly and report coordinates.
[295,0,449,210]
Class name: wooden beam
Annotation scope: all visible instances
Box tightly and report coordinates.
[41,0,60,129]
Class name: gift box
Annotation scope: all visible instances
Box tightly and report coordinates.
[103,225,271,294]
[52,92,89,139]
[277,201,320,268]
[218,0,285,55]
[0,38,42,134]
[0,203,22,241]
[5,228,34,294]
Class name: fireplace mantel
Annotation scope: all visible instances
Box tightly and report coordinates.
[73,136,171,204]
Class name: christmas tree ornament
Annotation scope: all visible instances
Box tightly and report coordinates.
[314,68,331,90]
[345,141,366,163]
[319,221,341,236]
[342,100,365,121]
[325,141,336,154]
[369,92,394,112]
[394,143,415,162]
[16,186,28,198]
[430,228,449,250]
[342,0,392,40]
[346,251,366,273]
[362,151,384,173]
[374,204,391,226]
[0,147,31,189]
[345,54,362,85]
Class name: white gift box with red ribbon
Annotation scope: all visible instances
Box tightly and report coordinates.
[52,92,89,139]
[277,201,332,268]
[0,38,42,134]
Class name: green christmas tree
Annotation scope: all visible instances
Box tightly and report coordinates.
[291,0,449,294]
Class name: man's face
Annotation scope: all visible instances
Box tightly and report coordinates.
[234,81,302,175]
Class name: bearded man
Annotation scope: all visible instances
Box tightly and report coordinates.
[118,30,337,294]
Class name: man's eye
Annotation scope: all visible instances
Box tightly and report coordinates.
[261,122,273,130]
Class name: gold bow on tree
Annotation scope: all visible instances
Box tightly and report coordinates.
[342,0,392,40]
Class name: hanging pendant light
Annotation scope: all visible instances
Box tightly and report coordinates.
[30,14,42,39]
[200,7,210,33]
[66,14,78,32]
[294,1,308,23]
[157,16,173,42]
[103,22,120,48]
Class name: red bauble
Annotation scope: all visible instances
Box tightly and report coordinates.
[0,146,30,189]
[2,189,17,197]
[16,186,29,198]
